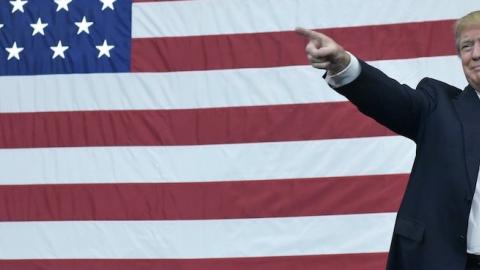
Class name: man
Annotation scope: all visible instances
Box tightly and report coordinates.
[296,10,480,270]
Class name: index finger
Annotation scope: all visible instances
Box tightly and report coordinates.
[295,27,324,40]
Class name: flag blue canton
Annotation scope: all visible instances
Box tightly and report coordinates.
[0,0,131,75]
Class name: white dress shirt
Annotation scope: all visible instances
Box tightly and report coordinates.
[326,53,480,254]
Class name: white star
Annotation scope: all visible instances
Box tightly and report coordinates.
[75,16,93,35]
[5,42,24,61]
[50,41,69,59]
[96,39,114,58]
[30,18,48,36]
[10,0,28,13]
[0,24,4,29]
[99,0,115,10]
[54,0,72,12]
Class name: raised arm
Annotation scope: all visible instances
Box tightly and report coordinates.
[295,27,438,140]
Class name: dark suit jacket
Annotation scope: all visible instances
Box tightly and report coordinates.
[335,60,480,270]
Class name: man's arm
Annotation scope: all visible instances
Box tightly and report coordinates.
[295,27,435,140]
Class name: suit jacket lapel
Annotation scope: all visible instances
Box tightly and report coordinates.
[454,86,480,192]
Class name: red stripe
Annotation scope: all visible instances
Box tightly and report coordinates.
[131,20,456,72]
[0,102,393,148]
[0,253,388,270]
[0,174,407,221]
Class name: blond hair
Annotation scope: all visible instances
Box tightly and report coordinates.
[455,10,480,52]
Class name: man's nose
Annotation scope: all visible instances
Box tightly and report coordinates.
[473,42,480,60]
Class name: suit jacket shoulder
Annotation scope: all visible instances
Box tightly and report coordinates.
[416,77,462,101]
[335,60,462,140]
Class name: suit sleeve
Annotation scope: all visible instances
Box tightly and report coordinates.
[334,60,436,141]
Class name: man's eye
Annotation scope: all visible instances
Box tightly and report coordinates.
[461,44,473,51]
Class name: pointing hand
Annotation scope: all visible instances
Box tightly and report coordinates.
[295,27,350,74]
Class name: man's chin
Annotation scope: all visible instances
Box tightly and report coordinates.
[469,80,480,90]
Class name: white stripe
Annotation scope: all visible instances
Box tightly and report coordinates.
[0,213,395,259]
[0,136,415,185]
[0,56,466,113]
[132,0,480,38]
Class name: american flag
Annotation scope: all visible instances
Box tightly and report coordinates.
[0,0,478,269]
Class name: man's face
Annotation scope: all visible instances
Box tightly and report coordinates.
[459,25,480,90]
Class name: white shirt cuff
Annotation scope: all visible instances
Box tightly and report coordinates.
[325,52,361,88]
